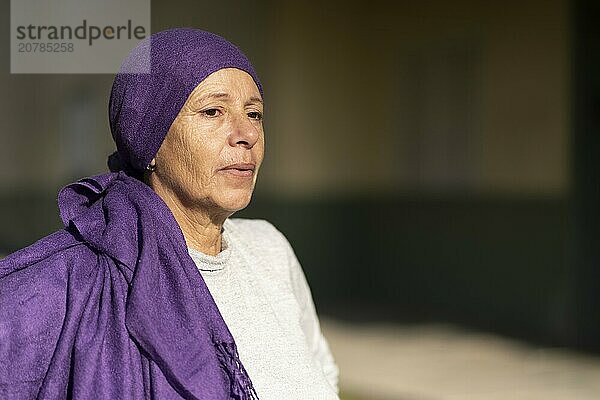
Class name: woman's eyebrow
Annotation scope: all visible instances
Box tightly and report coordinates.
[246,96,263,105]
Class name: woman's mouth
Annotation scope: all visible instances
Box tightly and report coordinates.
[218,163,256,177]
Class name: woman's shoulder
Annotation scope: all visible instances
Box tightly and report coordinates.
[225,218,297,268]
[0,228,100,300]
[0,229,118,397]
[1,228,92,274]
[225,218,291,249]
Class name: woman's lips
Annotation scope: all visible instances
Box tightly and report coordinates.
[218,163,256,178]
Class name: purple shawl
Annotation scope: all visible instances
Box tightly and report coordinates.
[0,28,262,399]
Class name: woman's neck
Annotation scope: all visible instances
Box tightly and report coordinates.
[174,206,224,256]
[150,181,228,256]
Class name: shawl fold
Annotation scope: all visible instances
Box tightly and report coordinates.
[0,171,257,399]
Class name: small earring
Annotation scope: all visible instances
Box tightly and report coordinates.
[146,159,156,172]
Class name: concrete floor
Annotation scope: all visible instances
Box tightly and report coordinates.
[321,319,600,400]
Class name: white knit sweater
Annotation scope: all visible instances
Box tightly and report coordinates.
[187,218,340,400]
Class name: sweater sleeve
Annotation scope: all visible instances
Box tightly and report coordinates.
[284,240,340,394]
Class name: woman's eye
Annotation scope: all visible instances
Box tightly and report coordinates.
[248,111,263,121]
[201,108,221,117]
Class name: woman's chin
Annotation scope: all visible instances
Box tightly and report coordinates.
[214,190,254,213]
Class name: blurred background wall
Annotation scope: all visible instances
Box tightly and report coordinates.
[2,0,599,352]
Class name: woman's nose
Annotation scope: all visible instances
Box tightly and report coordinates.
[228,111,260,148]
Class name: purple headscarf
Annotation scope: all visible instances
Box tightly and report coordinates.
[107,27,263,177]
[0,28,261,399]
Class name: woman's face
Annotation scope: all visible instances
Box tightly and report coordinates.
[152,68,264,217]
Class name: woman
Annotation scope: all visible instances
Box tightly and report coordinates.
[0,28,339,400]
